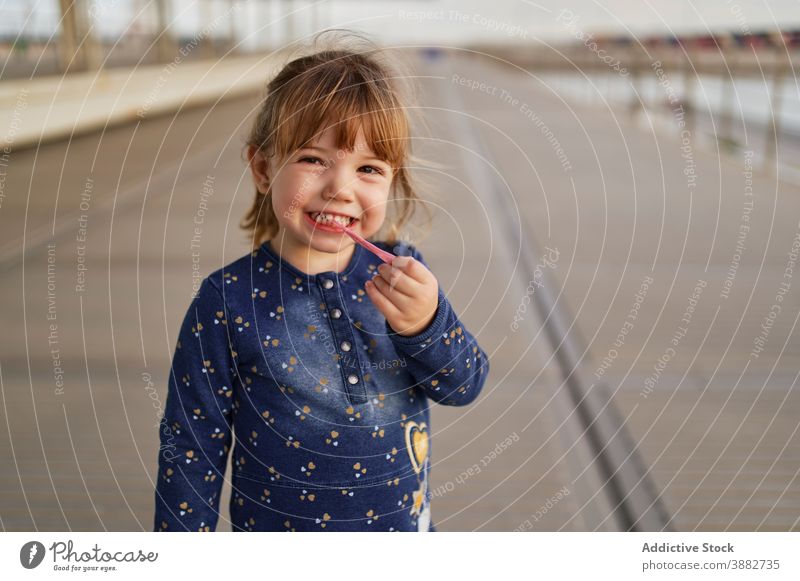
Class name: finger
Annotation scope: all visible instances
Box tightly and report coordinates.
[390,256,413,270]
[370,273,411,305]
[392,256,430,284]
[365,278,403,318]
[377,264,417,296]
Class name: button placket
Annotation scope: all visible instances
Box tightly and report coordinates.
[317,274,367,405]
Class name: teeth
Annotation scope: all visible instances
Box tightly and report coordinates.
[311,212,352,227]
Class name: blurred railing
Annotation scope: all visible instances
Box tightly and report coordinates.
[0,0,326,79]
[473,30,800,167]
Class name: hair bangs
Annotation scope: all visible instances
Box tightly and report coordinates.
[270,62,408,169]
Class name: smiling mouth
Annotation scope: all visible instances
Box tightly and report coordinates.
[306,211,357,228]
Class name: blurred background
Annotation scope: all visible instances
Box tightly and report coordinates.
[1,0,799,532]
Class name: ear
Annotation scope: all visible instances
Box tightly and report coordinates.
[247,145,271,193]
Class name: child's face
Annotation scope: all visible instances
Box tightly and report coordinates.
[263,125,394,256]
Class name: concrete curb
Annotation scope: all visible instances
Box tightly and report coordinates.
[1,53,284,152]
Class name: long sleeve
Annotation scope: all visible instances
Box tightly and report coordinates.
[154,276,237,532]
[385,246,490,406]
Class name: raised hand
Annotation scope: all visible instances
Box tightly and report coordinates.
[364,256,439,337]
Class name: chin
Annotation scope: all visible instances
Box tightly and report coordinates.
[304,233,354,254]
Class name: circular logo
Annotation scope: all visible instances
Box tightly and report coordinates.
[20,541,46,569]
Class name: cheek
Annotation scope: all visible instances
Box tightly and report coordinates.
[365,205,387,227]
[270,172,310,220]
[361,187,391,223]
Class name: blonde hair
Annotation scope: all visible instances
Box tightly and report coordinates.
[241,30,433,248]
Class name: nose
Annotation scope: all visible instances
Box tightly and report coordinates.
[321,163,356,202]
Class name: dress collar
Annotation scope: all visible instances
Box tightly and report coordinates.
[259,240,365,282]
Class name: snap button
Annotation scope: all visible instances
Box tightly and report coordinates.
[322,278,334,289]
[330,308,342,319]
[341,341,351,352]
[347,374,359,385]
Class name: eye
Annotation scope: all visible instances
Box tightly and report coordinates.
[299,156,326,166]
[359,165,385,176]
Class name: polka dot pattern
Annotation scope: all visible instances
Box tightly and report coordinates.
[154,241,489,531]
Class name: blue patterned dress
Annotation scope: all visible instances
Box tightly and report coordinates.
[154,241,489,531]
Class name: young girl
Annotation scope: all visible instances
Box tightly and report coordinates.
[154,33,489,532]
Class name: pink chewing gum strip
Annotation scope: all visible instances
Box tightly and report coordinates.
[333,222,395,264]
